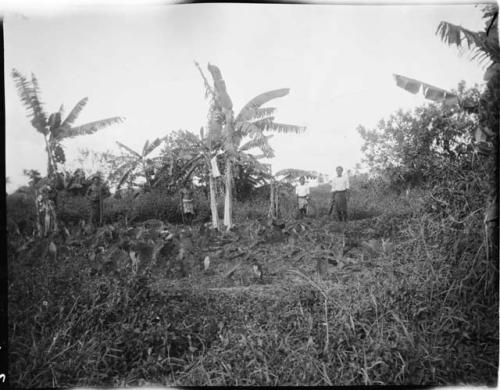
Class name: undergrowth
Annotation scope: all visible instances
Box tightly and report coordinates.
[7,176,498,387]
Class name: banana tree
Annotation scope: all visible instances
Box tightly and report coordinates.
[195,62,225,229]
[198,62,306,230]
[113,137,167,192]
[11,69,124,177]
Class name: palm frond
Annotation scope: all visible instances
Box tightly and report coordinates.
[61,98,88,129]
[436,21,500,65]
[11,69,32,113]
[207,63,233,110]
[11,69,47,133]
[265,122,306,134]
[236,89,289,122]
[240,135,275,157]
[393,74,460,106]
[142,140,150,157]
[116,166,136,190]
[180,154,205,182]
[238,152,272,177]
[112,160,136,177]
[250,116,275,129]
[252,107,276,121]
[61,117,124,139]
[143,137,167,157]
[235,121,260,138]
[30,73,48,123]
[239,137,267,152]
[116,141,141,158]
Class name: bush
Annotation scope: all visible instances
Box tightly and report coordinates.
[103,188,213,225]
[7,188,37,236]
[56,192,91,224]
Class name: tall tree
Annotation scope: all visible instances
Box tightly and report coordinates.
[11,69,124,177]
[198,62,306,230]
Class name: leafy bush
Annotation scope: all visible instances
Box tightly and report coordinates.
[358,82,480,190]
[56,192,91,224]
[103,188,212,225]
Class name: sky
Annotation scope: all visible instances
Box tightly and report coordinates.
[3,1,488,193]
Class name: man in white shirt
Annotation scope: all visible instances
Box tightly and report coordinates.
[295,176,310,218]
[328,166,350,221]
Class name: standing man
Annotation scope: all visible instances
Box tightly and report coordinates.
[180,184,195,225]
[295,176,310,218]
[329,166,350,222]
[86,174,107,228]
[35,181,58,237]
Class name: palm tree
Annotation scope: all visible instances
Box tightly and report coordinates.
[11,69,124,177]
[113,137,167,192]
[198,62,306,230]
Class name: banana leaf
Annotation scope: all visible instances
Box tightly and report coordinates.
[207,63,233,111]
[61,98,88,129]
[236,89,289,122]
[393,74,459,107]
[61,117,124,139]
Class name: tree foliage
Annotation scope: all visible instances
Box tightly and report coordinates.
[358,82,481,189]
[11,69,124,176]
[112,138,167,192]
[197,61,306,229]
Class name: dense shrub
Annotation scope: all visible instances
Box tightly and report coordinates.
[56,192,91,224]
[6,188,37,236]
[6,187,217,231]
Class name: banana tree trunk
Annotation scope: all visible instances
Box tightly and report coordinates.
[209,172,220,230]
[223,158,233,229]
[268,179,277,219]
[44,136,57,177]
[223,110,235,230]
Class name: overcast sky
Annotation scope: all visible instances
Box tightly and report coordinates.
[4,1,487,193]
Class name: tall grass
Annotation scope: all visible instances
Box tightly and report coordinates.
[7,174,498,386]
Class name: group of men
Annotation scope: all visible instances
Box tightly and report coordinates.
[295,166,350,221]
